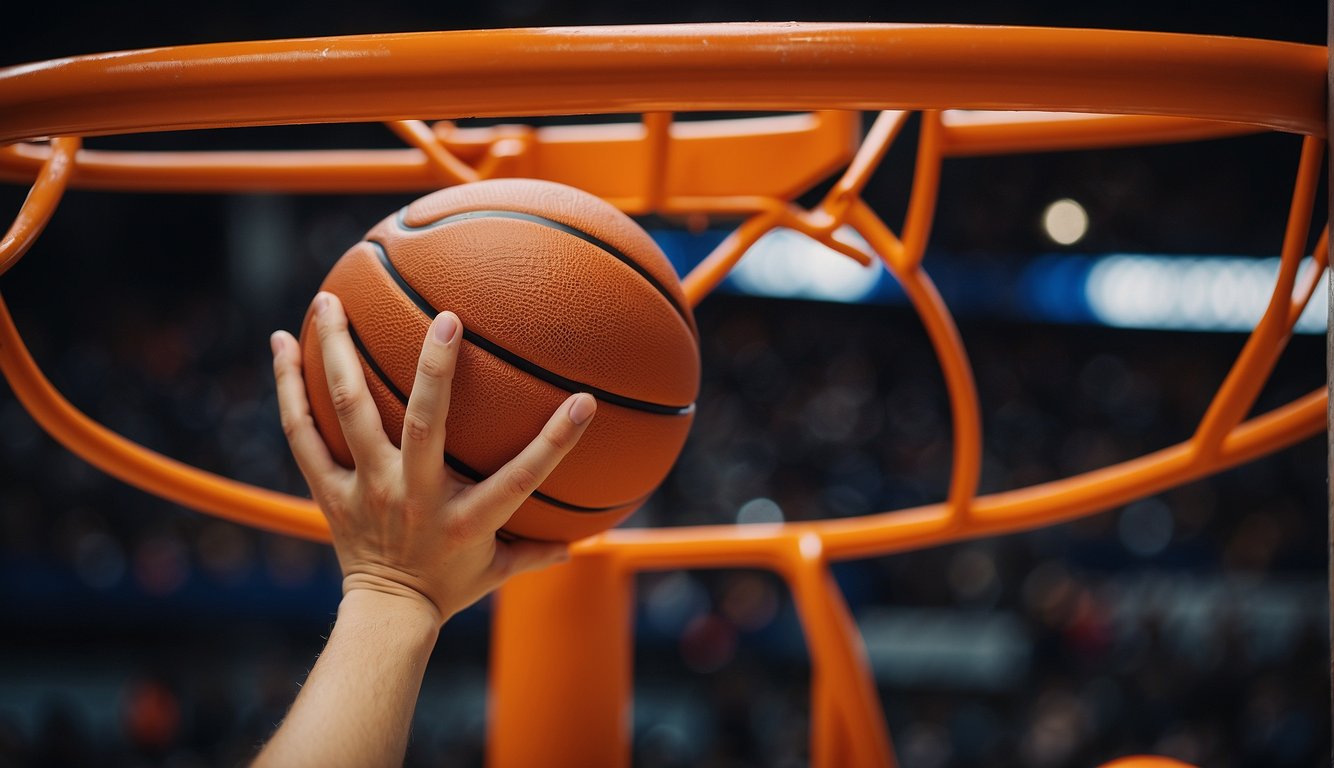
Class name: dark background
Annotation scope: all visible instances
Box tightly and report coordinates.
[0,2,1329,767]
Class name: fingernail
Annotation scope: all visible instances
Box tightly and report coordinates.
[433,312,458,344]
[314,293,330,315]
[269,331,283,357]
[568,394,596,425]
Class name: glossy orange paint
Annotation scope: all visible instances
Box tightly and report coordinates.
[1099,759,1196,768]
[0,24,1326,768]
[0,136,78,276]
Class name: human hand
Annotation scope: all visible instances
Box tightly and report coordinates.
[270,291,593,625]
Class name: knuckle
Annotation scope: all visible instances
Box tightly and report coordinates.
[318,495,346,521]
[417,351,450,381]
[444,512,483,542]
[400,495,433,519]
[501,465,540,499]
[402,412,433,444]
[530,424,573,458]
[279,412,310,441]
[328,382,361,417]
[359,477,397,509]
[538,426,572,454]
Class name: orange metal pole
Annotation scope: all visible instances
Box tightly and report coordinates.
[489,553,634,768]
[0,112,857,203]
[811,110,909,230]
[386,119,481,185]
[0,136,79,276]
[579,387,1326,568]
[642,111,673,212]
[0,26,1322,144]
[682,204,787,305]
[0,114,1254,193]
[0,294,329,540]
[900,111,943,271]
[1193,135,1324,454]
[848,202,983,522]
[939,111,1261,156]
[1289,227,1329,314]
[786,536,895,768]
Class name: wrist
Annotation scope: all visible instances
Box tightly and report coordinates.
[339,580,446,634]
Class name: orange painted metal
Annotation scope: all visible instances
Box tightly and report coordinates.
[489,554,634,767]
[0,296,330,541]
[0,111,858,207]
[0,24,1326,768]
[938,110,1264,156]
[0,137,79,276]
[0,25,1324,144]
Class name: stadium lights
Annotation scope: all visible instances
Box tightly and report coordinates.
[728,226,883,303]
[652,228,1329,335]
[1084,254,1328,333]
[1042,198,1089,246]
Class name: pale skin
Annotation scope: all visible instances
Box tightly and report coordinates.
[253,291,595,768]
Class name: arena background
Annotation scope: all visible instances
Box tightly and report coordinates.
[0,2,1329,766]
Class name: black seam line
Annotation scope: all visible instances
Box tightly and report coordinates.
[394,207,695,333]
[345,320,634,515]
[363,239,695,417]
[347,322,408,402]
[496,528,558,544]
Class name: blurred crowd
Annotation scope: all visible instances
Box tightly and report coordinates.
[0,207,1327,767]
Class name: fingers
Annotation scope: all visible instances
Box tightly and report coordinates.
[400,312,461,494]
[271,330,342,488]
[312,292,393,472]
[487,539,570,582]
[460,393,596,532]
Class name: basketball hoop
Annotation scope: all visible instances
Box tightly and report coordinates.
[0,24,1325,768]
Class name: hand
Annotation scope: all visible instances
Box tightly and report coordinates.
[270,291,595,625]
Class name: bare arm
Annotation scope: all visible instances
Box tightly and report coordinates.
[254,292,594,768]
[253,591,438,768]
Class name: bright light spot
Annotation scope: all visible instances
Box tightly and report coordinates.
[1042,198,1089,246]
[1085,254,1329,333]
[1294,259,1330,333]
[799,532,823,559]
[736,497,783,525]
[730,226,881,303]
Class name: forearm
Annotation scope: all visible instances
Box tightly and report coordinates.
[254,590,441,768]
[262,305,578,766]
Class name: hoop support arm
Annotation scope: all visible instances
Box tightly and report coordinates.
[0,137,79,276]
[0,294,329,540]
[0,114,1253,197]
[1193,135,1325,453]
[582,387,1325,566]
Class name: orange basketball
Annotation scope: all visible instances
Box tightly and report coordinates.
[299,179,700,541]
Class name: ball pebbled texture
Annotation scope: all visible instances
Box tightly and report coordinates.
[300,179,700,542]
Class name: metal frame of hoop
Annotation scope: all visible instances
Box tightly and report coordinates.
[0,23,1327,768]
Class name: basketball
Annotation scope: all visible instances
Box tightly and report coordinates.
[298,179,700,541]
